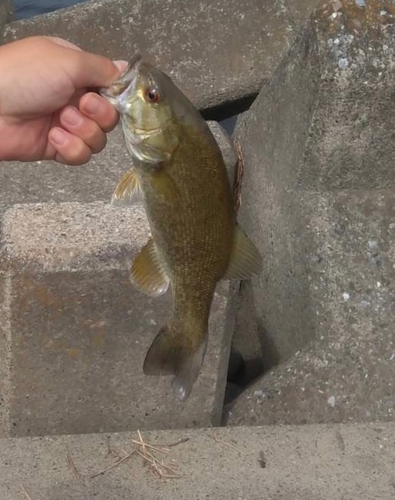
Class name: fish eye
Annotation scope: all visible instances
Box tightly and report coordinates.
[145,87,160,104]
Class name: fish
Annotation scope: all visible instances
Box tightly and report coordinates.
[100,55,262,400]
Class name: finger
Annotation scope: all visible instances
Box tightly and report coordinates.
[48,127,92,166]
[44,36,82,51]
[59,106,107,153]
[79,93,120,133]
[66,50,128,88]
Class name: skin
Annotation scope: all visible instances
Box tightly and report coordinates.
[0,36,127,165]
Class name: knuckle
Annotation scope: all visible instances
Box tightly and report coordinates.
[64,138,91,165]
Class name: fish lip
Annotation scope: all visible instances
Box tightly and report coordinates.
[99,53,143,105]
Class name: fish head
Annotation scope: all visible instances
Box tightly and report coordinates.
[100,55,180,164]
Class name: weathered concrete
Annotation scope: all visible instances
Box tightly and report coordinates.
[227,191,395,425]
[0,0,318,214]
[2,0,317,112]
[235,20,321,370]
[0,423,393,500]
[0,126,130,212]
[0,123,237,438]
[0,202,236,438]
[0,0,13,38]
[227,0,395,425]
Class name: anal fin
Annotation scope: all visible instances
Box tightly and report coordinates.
[111,166,142,206]
[131,238,169,297]
[223,226,262,280]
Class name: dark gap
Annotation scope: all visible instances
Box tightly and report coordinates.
[224,350,266,407]
[201,93,258,123]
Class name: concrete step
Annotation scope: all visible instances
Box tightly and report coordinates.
[0,422,393,500]
[0,124,237,438]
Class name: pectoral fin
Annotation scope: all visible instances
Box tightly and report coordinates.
[111,167,142,206]
[130,238,170,297]
[223,226,262,280]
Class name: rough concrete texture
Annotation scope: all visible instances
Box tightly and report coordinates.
[0,0,13,37]
[235,20,322,370]
[0,423,393,500]
[0,0,318,213]
[2,0,317,112]
[228,0,395,426]
[0,202,236,438]
[0,122,237,438]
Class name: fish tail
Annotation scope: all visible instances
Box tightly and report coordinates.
[143,322,207,401]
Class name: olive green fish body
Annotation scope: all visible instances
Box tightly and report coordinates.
[101,56,262,400]
[138,122,234,398]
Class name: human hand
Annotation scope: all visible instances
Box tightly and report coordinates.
[0,36,127,165]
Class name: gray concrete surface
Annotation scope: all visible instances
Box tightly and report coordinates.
[227,0,395,425]
[0,122,238,438]
[0,0,317,212]
[0,423,393,500]
[0,0,13,38]
[234,20,321,370]
[0,202,236,438]
[2,0,317,112]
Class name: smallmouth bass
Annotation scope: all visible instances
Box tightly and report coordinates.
[101,55,262,400]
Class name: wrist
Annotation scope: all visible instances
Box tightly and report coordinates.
[0,117,11,161]
[0,116,31,162]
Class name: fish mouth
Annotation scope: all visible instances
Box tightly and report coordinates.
[130,121,174,137]
[100,53,143,106]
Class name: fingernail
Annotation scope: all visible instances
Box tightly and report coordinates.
[50,128,68,146]
[84,93,101,115]
[113,60,128,73]
[63,107,83,127]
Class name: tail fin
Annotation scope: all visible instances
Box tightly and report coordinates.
[143,323,207,401]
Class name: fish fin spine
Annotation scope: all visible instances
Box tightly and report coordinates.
[130,238,170,297]
[111,166,142,206]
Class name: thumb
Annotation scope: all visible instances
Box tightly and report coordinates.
[67,50,128,89]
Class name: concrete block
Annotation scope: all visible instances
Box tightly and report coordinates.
[227,0,395,425]
[0,122,237,438]
[0,0,318,214]
[0,423,393,499]
[234,19,321,369]
[227,191,395,425]
[2,0,317,112]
